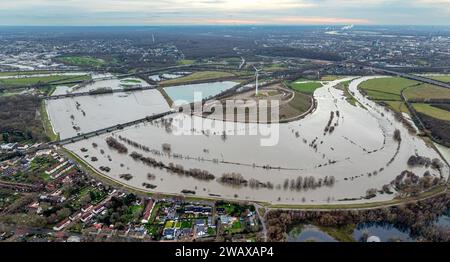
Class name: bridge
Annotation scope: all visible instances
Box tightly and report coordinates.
[49,110,176,146]
[46,86,156,100]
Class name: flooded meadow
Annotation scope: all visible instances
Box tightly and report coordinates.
[47,76,450,205]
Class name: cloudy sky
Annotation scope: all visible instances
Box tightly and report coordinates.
[0,0,449,26]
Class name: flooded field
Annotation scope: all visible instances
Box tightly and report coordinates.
[49,76,450,205]
[46,89,170,139]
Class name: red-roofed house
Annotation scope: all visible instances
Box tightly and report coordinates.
[141,199,155,224]
[53,219,71,231]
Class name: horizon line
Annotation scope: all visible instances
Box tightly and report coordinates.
[1,24,450,27]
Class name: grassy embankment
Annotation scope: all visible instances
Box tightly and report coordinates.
[335,80,359,106]
[278,79,322,120]
[267,184,448,210]
[39,101,59,141]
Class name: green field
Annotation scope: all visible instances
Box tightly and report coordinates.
[288,81,323,94]
[358,77,417,100]
[359,77,450,101]
[0,75,89,88]
[176,59,196,65]
[404,83,450,100]
[364,89,401,100]
[161,71,235,85]
[57,56,105,67]
[263,64,286,71]
[413,103,450,121]
[321,75,345,81]
[318,225,355,242]
[0,70,65,77]
[426,75,450,83]
[384,101,410,114]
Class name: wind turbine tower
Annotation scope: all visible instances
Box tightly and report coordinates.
[253,66,261,96]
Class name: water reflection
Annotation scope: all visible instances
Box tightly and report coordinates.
[288,225,337,242]
[353,222,415,242]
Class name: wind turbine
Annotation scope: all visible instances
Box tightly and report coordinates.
[253,66,261,96]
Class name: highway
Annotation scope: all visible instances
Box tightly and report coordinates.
[352,63,450,89]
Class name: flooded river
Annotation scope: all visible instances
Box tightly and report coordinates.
[48,76,450,205]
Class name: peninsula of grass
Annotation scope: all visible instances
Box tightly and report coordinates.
[39,101,59,141]
[335,80,358,106]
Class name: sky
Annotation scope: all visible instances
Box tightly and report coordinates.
[0,0,449,26]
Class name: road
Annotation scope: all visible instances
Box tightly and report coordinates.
[354,63,450,89]
[254,203,267,242]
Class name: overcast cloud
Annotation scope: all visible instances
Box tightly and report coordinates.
[0,0,449,25]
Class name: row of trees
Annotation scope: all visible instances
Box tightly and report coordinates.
[407,154,444,171]
[283,175,336,191]
[266,193,450,242]
[129,151,215,181]
[105,137,128,154]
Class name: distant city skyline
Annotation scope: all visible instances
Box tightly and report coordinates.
[0,0,449,26]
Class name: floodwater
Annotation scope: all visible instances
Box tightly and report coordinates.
[287,225,337,242]
[164,81,238,105]
[52,74,148,95]
[52,76,450,204]
[352,223,415,242]
[46,89,170,139]
[0,72,87,79]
